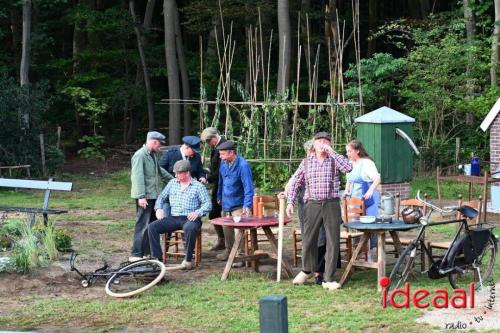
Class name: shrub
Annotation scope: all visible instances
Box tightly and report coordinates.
[12,220,44,272]
[54,228,72,252]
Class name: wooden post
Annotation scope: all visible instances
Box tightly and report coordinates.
[259,295,288,333]
[56,126,61,149]
[455,137,460,164]
[436,166,441,200]
[277,193,286,282]
[40,134,46,177]
[483,171,488,222]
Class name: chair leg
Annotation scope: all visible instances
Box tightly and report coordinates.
[292,231,297,267]
[195,232,202,266]
[346,237,353,261]
[162,233,168,264]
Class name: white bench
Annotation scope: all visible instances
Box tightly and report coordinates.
[0,178,73,226]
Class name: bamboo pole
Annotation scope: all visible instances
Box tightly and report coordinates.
[277,193,286,282]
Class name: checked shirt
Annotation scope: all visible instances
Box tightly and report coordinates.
[287,152,352,204]
[154,178,211,217]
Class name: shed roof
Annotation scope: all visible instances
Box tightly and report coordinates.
[355,106,415,124]
[480,97,500,132]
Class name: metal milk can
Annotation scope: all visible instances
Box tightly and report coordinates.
[380,192,395,215]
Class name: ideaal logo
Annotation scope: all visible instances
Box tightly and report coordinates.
[379,276,475,309]
[380,276,497,330]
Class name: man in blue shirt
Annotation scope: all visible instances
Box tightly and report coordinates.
[148,160,211,270]
[216,141,254,262]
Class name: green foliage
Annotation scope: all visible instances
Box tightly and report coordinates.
[77,135,105,160]
[54,228,72,252]
[345,53,407,111]
[0,76,63,176]
[41,223,58,260]
[12,220,45,272]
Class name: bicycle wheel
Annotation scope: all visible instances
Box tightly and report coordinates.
[388,243,418,293]
[105,259,166,298]
[448,236,497,290]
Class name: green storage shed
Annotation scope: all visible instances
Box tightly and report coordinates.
[355,106,416,184]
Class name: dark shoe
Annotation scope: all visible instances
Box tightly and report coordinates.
[315,275,324,285]
[210,240,226,251]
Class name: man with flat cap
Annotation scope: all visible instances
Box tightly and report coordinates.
[159,135,207,183]
[148,160,212,269]
[216,140,255,263]
[286,131,352,290]
[200,127,227,251]
[130,131,173,262]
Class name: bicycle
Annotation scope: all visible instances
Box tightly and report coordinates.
[388,191,497,294]
[70,252,167,298]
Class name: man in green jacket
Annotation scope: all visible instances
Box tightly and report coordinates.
[130,131,173,262]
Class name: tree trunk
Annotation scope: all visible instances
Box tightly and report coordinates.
[130,0,155,131]
[492,0,500,86]
[174,8,191,135]
[464,0,475,44]
[72,0,86,76]
[164,0,181,145]
[20,0,32,86]
[367,0,377,56]
[10,6,21,72]
[277,0,291,95]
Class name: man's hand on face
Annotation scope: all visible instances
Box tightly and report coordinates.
[199,177,208,184]
[187,211,199,221]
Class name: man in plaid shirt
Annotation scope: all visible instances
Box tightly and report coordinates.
[286,131,352,289]
[148,160,211,270]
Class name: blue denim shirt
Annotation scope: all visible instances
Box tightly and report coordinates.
[217,155,254,212]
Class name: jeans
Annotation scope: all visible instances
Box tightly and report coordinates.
[148,216,201,262]
[131,199,157,257]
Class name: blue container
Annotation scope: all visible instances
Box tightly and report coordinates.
[470,157,480,176]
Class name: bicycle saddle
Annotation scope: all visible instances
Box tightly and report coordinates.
[458,205,478,219]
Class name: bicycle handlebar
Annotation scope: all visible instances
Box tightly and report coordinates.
[416,190,455,214]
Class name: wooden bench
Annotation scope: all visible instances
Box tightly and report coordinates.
[0,178,73,226]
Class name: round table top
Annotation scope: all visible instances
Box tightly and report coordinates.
[211,216,291,228]
[343,220,421,231]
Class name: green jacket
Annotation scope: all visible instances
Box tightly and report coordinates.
[130,145,173,199]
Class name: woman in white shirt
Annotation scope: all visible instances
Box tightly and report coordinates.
[344,140,381,251]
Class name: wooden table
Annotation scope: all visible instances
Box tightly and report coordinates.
[338,221,420,291]
[211,216,294,281]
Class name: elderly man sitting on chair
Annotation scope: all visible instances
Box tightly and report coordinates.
[148,160,212,269]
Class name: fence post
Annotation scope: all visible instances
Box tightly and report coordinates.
[260,295,288,333]
[455,137,460,164]
[56,126,61,149]
[40,133,46,177]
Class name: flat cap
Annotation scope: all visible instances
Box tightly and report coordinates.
[217,140,236,151]
[173,160,191,173]
[313,131,332,141]
[182,136,201,153]
[200,127,218,143]
[147,131,166,143]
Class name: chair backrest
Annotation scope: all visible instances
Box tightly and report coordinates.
[395,194,428,220]
[342,197,366,223]
[456,195,482,226]
[254,194,278,216]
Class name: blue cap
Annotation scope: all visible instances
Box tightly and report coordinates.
[182,136,201,153]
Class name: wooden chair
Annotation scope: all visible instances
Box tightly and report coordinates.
[341,197,367,261]
[292,228,302,266]
[427,195,482,258]
[386,193,428,271]
[162,230,202,266]
[244,195,279,255]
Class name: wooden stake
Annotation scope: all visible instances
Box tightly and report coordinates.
[39,134,46,177]
[277,193,286,282]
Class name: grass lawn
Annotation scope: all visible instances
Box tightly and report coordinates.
[0,171,498,332]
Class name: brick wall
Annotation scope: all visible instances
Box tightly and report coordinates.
[491,115,500,170]
[380,182,411,199]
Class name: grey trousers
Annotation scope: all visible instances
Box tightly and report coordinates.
[222,208,244,251]
[301,199,341,282]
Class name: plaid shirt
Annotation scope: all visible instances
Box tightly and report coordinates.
[155,178,212,217]
[287,152,352,204]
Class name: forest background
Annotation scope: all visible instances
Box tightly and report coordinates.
[0,0,499,189]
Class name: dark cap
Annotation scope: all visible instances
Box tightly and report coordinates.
[147,131,166,143]
[313,131,332,141]
[217,140,236,151]
[182,136,201,153]
[173,160,191,173]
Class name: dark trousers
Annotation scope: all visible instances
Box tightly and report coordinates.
[148,216,201,262]
[302,199,342,282]
[131,199,156,257]
[208,187,224,240]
